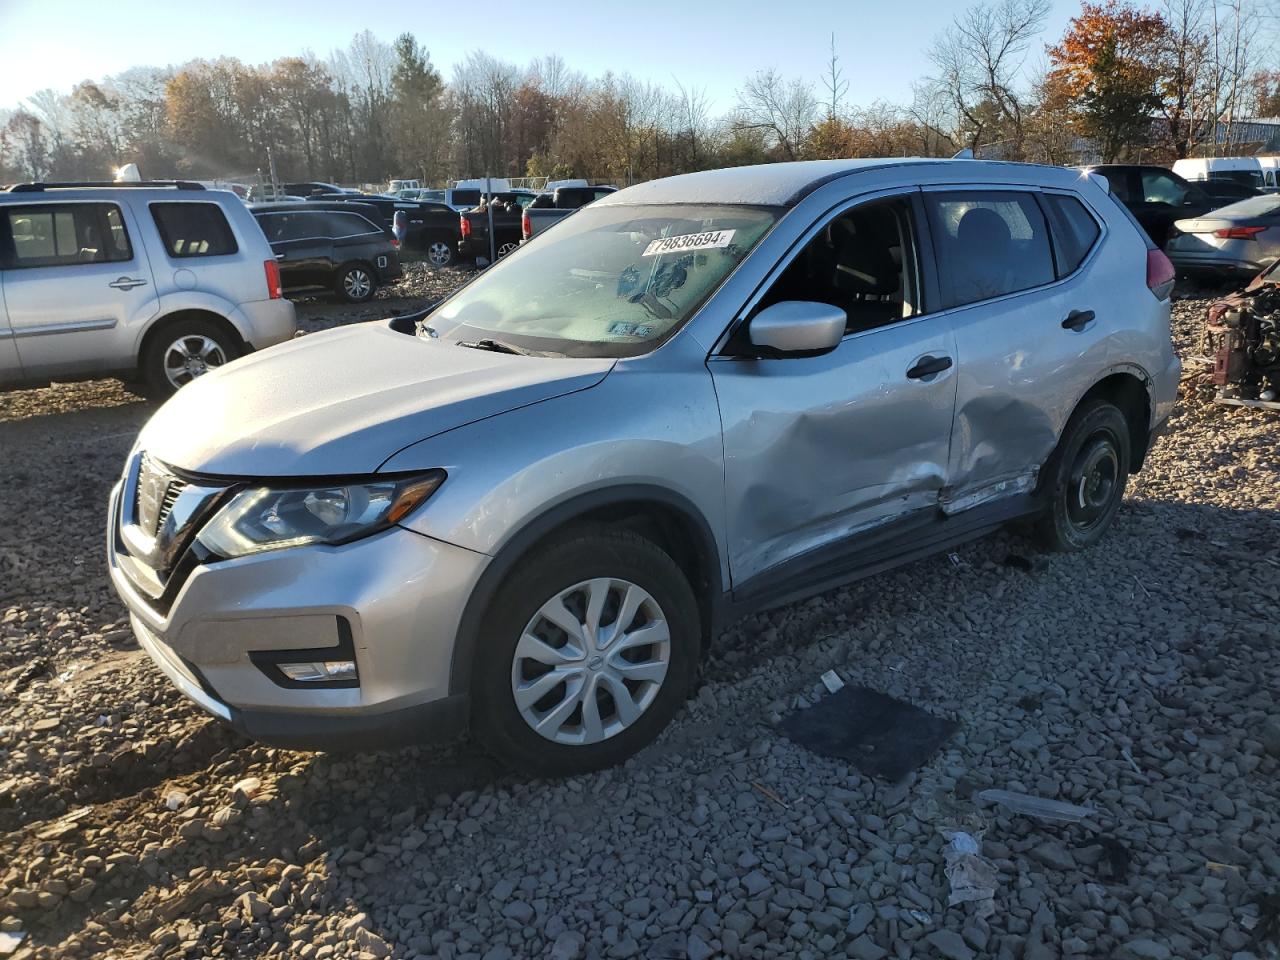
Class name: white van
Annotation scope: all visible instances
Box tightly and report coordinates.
[1256,157,1280,191]
[1172,157,1264,190]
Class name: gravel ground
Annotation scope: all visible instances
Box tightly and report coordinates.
[1,269,1278,960]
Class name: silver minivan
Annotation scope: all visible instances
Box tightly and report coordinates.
[108,159,1181,774]
[0,181,296,395]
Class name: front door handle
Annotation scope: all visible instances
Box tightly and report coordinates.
[1062,309,1096,331]
[906,355,953,380]
[108,276,147,290]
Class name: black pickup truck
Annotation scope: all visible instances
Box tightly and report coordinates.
[458,186,616,263]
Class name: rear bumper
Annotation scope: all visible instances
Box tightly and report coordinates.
[1166,251,1264,278]
[236,298,297,350]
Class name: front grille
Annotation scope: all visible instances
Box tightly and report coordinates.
[117,452,231,615]
[155,480,185,533]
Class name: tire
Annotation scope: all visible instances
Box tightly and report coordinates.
[141,317,240,398]
[471,527,700,777]
[335,263,377,303]
[424,238,456,268]
[496,241,519,259]
[1034,399,1131,551]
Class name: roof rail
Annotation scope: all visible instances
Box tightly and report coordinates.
[5,181,207,193]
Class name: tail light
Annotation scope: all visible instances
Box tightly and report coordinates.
[392,210,406,249]
[1212,225,1265,239]
[521,210,531,240]
[264,259,282,299]
[459,214,470,239]
[1146,248,1175,300]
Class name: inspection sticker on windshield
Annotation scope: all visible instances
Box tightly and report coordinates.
[642,229,735,257]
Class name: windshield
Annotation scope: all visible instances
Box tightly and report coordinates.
[427,203,779,358]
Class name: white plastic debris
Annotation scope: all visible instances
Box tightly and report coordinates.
[820,670,845,694]
[163,790,189,811]
[941,830,997,918]
[0,930,27,954]
[977,788,1096,823]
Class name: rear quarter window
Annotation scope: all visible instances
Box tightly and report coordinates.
[1042,194,1101,276]
[150,202,238,258]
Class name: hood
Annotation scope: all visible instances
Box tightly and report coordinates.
[138,321,614,476]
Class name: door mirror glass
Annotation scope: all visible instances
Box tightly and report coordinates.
[748,301,845,356]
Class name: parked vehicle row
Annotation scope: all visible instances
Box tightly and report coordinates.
[460,185,617,262]
[0,181,295,395]
[106,158,1180,775]
[1083,162,1280,280]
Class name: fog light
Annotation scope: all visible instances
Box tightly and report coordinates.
[278,660,357,682]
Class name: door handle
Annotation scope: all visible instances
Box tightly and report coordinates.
[108,276,147,290]
[1062,309,1096,331]
[906,355,953,380]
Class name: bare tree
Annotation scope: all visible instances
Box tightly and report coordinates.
[924,0,1050,155]
[823,34,849,120]
[733,69,818,159]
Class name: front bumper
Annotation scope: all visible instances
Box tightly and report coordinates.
[107,479,487,749]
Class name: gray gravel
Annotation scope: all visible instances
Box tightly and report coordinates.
[1,276,1278,960]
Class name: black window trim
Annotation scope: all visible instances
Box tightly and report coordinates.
[714,186,936,358]
[148,200,239,260]
[0,200,135,270]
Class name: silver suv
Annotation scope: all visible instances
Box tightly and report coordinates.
[1,181,296,395]
[108,159,1180,775]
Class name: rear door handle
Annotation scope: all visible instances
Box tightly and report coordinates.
[108,276,147,291]
[1062,309,1096,331]
[906,355,953,380]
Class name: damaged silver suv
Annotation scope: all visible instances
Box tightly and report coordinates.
[108,159,1180,775]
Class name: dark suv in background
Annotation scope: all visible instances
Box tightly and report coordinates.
[307,193,461,266]
[1082,164,1255,245]
[250,202,401,303]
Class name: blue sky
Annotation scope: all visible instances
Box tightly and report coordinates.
[1,0,1084,115]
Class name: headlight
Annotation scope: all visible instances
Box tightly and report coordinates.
[196,471,444,559]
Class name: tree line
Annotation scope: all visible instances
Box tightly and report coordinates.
[1,0,1275,188]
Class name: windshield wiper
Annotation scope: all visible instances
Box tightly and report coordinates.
[455,338,528,355]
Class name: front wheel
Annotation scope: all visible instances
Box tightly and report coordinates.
[1035,399,1131,551]
[471,528,699,776]
[335,263,376,303]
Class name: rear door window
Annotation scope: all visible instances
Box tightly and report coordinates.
[1042,194,1102,276]
[1,203,133,268]
[328,213,379,238]
[150,202,238,258]
[924,191,1055,308]
[1139,171,1191,206]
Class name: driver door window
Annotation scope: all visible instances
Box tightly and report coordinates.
[758,196,920,334]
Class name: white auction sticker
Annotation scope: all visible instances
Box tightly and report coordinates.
[642,229,735,257]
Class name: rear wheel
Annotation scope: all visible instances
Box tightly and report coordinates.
[425,239,455,268]
[141,317,239,397]
[1035,399,1131,551]
[496,241,518,259]
[471,528,699,776]
[335,263,376,303]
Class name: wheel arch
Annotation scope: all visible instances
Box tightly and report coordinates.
[448,484,724,697]
[1071,367,1154,472]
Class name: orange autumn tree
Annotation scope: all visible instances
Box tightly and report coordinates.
[1047,1,1169,161]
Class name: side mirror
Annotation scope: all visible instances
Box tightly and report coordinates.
[748,301,845,357]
